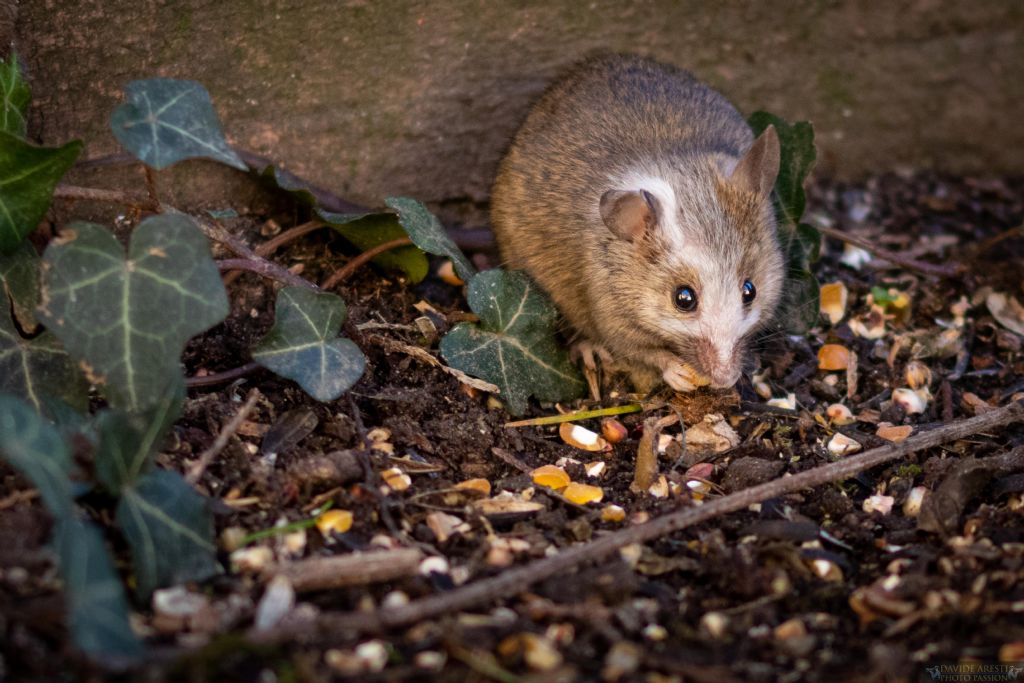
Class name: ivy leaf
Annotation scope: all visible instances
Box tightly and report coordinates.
[94,378,184,494]
[251,286,366,402]
[0,132,82,253]
[0,307,87,413]
[748,112,816,226]
[110,79,247,171]
[0,52,30,137]
[439,270,584,415]
[259,164,321,208]
[318,210,428,284]
[0,241,41,329]
[116,469,219,599]
[0,393,74,517]
[386,197,476,282]
[39,215,228,411]
[52,516,143,661]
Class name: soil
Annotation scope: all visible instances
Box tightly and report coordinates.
[2,171,1024,682]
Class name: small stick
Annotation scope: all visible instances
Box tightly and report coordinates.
[270,399,1024,638]
[503,403,643,428]
[366,333,499,393]
[223,220,326,287]
[215,258,307,288]
[321,237,414,290]
[185,388,261,484]
[53,184,156,209]
[197,217,317,291]
[185,361,261,388]
[261,548,424,592]
[815,224,961,279]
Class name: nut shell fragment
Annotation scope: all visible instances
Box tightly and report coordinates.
[559,422,611,452]
[531,464,571,490]
[562,482,604,505]
[820,282,849,325]
[818,344,851,371]
[316,509,354,535]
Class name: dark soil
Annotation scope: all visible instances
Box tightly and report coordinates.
[2,172,1024,682]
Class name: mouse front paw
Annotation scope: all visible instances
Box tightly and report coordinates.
[661,359,711,393]
[571,340,614,371]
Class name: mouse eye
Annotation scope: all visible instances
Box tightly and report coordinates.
[742,280,757,305]
[674,285,698,312]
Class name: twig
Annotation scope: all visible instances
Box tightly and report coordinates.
[185,388,261,484]
[816,224,962,278]
[321,237,414,290]
[143,166,160,207]
[262,548,424,592]
[196,216,317,291]
[0,489,39,511]
[185,362,261,388]
[504,403,643,428]
[215,258,308,287]
[263,399,1024,638]
[223,220,326,287]
[968,223,1023,260]
[53,184,156,209]
[365,333,499,393]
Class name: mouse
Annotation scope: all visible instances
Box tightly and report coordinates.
[490,53,784,393]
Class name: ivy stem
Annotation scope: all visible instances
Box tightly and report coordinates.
[222,220,326,286]
[321,236,414,290]
[215,258,306,287]
[185,362,261,388]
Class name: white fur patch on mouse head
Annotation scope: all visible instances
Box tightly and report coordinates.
[597,135,784,388]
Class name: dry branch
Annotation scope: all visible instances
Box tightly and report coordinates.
[263,548,424,592]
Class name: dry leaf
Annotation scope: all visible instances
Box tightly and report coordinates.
[684,413,740,454]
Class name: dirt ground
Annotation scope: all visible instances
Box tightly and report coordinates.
[2,171,1023,682]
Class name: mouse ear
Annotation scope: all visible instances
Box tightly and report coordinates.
[599,189,659,242]
[729,125,780,197]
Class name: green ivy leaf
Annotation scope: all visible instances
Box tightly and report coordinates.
[53,516,144,661]
[94,378,184,494]
[439,270,584,415]
[748,112,816,226]
[39,215,228,411]
[0,393,74,517]
[318,210,429,284]
[385,197,476,282]
[0,307,87,413]
[110,79,247,171]
[0,133,82,253]
[259,164,321,208]
[0,52,30,137]
[0,241,41,329]
[251,286,366,402]
[117,469,219,599]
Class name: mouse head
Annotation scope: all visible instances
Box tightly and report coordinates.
[598,126,784,388]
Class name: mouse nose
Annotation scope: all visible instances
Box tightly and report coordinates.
[697,339,742,389]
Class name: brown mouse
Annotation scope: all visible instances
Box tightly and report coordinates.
[490,53,784,392]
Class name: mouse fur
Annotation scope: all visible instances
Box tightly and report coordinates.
[491,53,784,392]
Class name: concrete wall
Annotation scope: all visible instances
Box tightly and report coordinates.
[9,0,1024,222]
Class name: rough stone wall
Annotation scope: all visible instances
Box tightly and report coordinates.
[10,0,1024,219]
